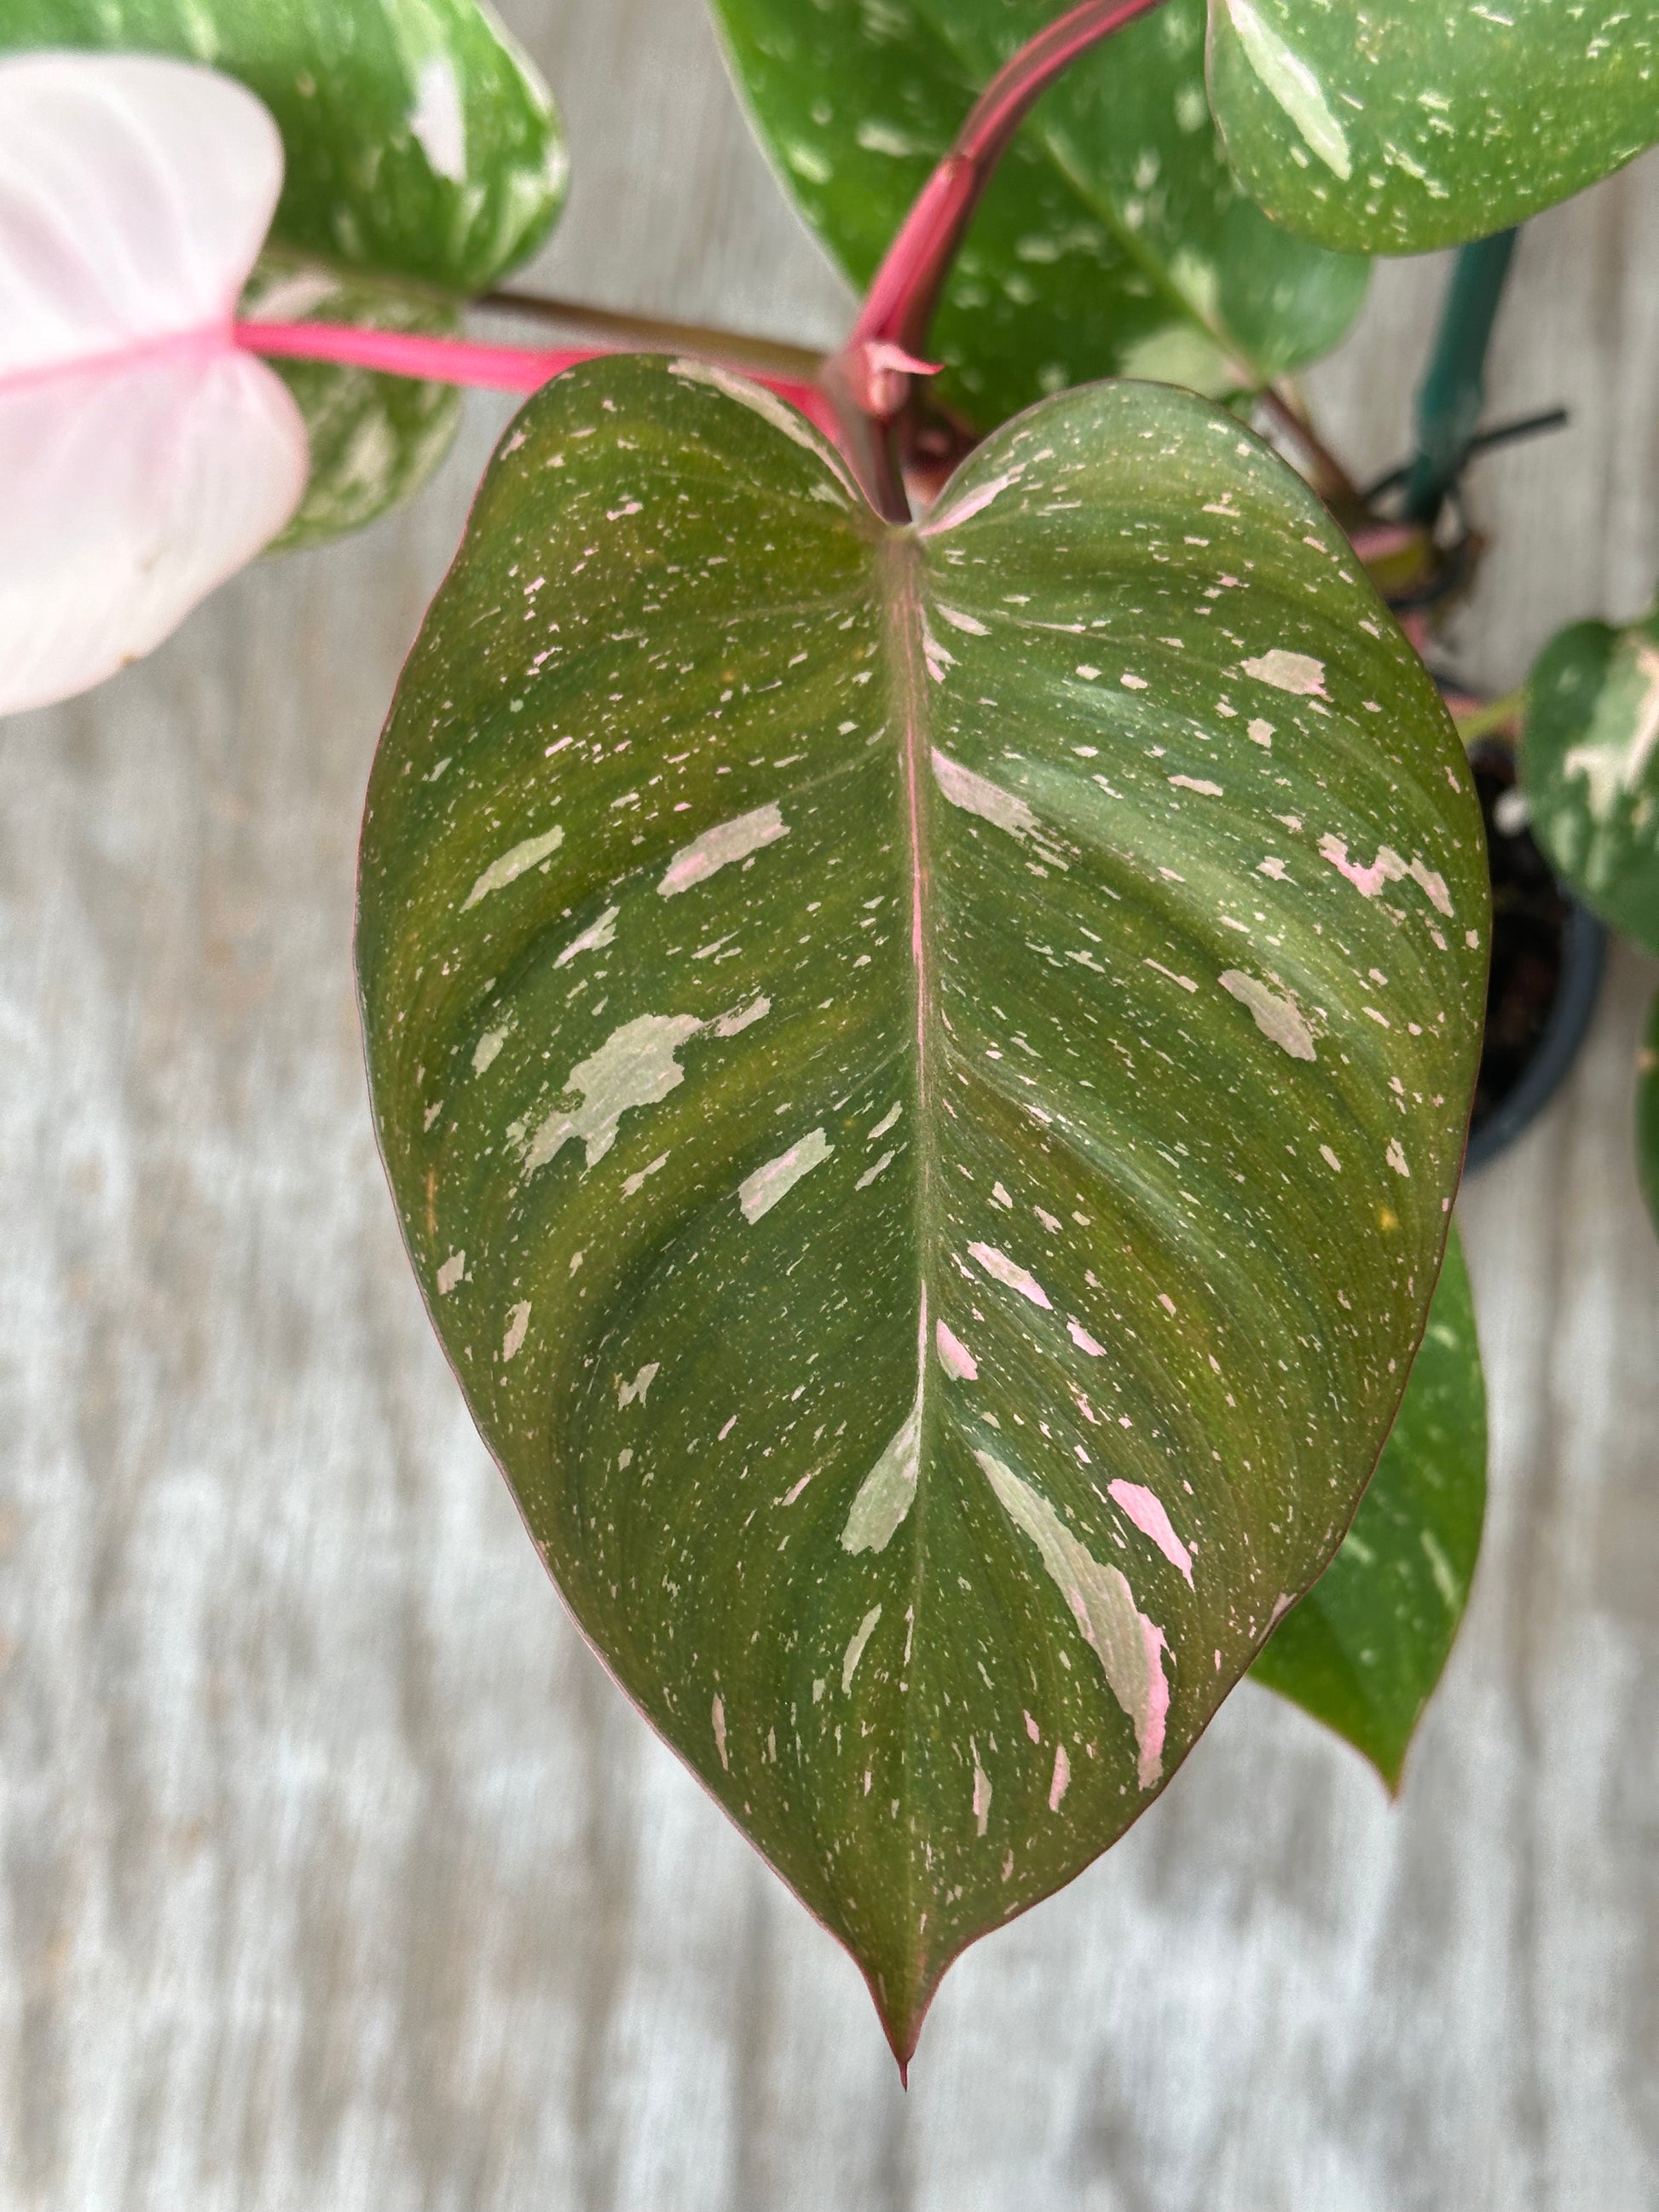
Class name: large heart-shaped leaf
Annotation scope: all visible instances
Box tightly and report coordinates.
[1251,1223,1485,1789]
[1,0,565,294]
[0,53,307,716]
[710,0,1366,431]
[1522,603,1659,956]
[242,251,462,552]
[356,357,1486,2060]
[1206,0,1659,255]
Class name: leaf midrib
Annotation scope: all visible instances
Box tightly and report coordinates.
[879,523,939,1995]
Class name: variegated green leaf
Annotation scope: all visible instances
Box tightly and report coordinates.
[356,358,1486,2063]
[0,0,566,293]
[243,253,461,552]
[709,0,1367,431]
[1522,603,1659,956]
[1206,0,1659,255]
[1251,1223,1485,1789]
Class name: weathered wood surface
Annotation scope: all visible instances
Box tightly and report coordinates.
[2,3,1657,2203]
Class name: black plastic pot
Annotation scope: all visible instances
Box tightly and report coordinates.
[1463,736,1606,1172]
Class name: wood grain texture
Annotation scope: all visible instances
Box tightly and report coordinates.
[0,3,1656,2203]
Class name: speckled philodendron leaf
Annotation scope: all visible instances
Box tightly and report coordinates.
[1637,996,1659,1239]
[356,358,1486,2061]
[1251,1224,1485,1789]
[242,253,462,552]
[1522,604,1659,956]
[0,0,566,293]
[710,0,1366,431]
[1206,0,1659,255]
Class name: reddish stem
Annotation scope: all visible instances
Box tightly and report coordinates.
[851,0,1165,362]
[828,0,1168,516]
[234,320,841,442]
[238,319,604,390]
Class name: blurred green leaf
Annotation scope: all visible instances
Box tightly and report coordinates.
[0,0,566,293]
[1523,603,1659,955]
[1251,1226,1486,1790]
[243,253,461,552]
[1207,0,1659,255]
[710,0,1367,431]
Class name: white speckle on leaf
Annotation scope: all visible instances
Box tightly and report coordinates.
[462,825,563,909]
[842,1604,882,1694]
[921,470,1022,533]
[972,1745,992,1835]
[1068,1319,1107,1357]
[969,1243,1052,1309]
[715,995,770,1037]
[1145,960,1198,993]
[1422,1528,1461,1612]
[843,1385,922,1555]
[1224,0,1351,176]
[436,1251,465,1296]
[1317,835,1453,916]
[1219,969,1316,1060]
[856,1151,896,1188]
[713,1694,728,1770]
[1561,639,1659,817]
[937,605,990,636]
[1169,774,1223,796]
[1385,1139,1411,1178]
[936,1320,978,1380]
[409,56,466,182]
[502,1301,531,1363]
[1241,648,1327,696]
[472,1025,509,1074]
[618,1362,659,1408]
[1321,1144,1342,1171]
[556,905,620,967]
[621,1151,669,1198]
[1107,1481,1194,1584]
[932,748,1039,839]
[524,1014,702,1174]
[1049,1742,1070,1811]
[857,118,930,158]
[658,802,787,898]
[739,1128,832,1223]
[1248,718,1275,748]
[870,1102,902,1141]
[977,1451,1169,1788]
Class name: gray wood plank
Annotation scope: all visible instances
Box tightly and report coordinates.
[2,3,1657,2203]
